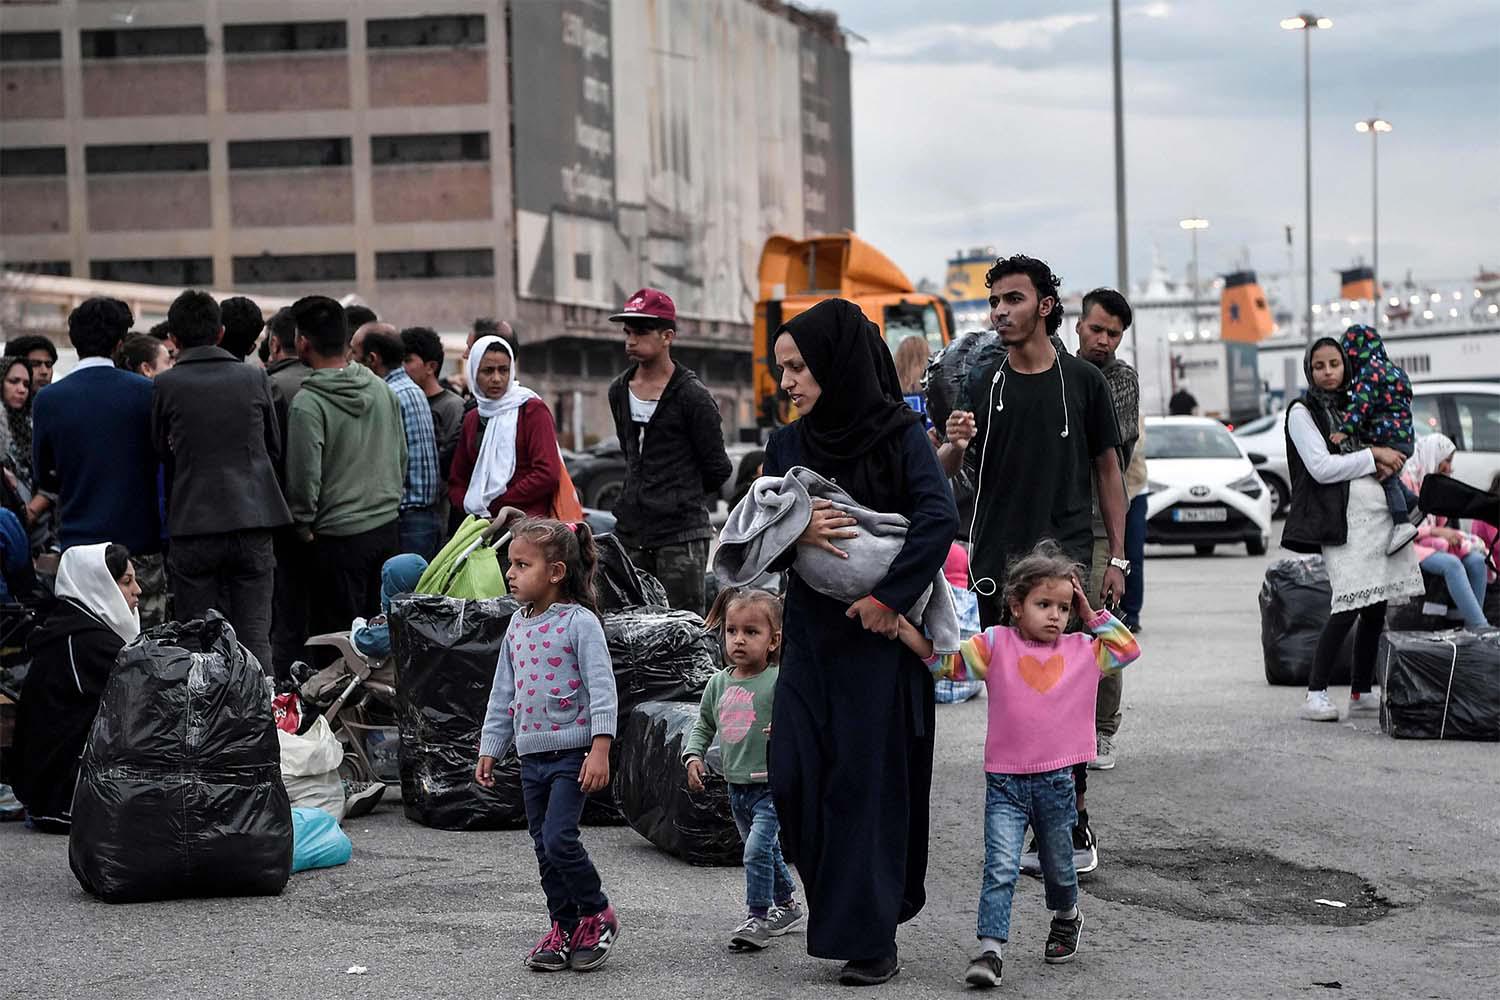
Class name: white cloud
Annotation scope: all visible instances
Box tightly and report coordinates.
[865,13,1099,61]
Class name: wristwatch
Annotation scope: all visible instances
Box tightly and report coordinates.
[1108,556,1131,576]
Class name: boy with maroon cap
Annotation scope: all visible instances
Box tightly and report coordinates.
[607,288,732,616]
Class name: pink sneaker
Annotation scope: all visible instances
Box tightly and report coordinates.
[569,904,619,971]
[525,921,570,972]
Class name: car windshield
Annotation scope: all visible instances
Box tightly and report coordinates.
[1146,424,1243,460]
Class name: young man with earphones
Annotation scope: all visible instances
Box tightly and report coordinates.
[938,254,1128,877]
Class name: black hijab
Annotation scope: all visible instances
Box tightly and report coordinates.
[780,298,920,511]
[1300,336,1350,438]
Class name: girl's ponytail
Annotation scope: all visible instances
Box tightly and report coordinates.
[568,520,601,618]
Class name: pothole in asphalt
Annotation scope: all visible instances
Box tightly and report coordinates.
[1085,843,1393,926]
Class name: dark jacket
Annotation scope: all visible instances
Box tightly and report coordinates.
[266,359,312,444]
[152,346,292,537]
[1281,398,1349,554]
[12,599,125,829]
[32,363,161,556]
[608,363,732,547]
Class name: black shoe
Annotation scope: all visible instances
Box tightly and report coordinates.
[839,947,900,986]
[1044,911,1083,964]
[964,953,1003,988]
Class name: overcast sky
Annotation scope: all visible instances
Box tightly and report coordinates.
[835,1,1499,303]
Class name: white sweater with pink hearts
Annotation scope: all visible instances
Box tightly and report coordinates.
[479,602,618,760]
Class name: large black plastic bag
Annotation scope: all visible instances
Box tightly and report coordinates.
[603,607,718,712]
[390,594,528,830]
[594,534,667,611]
[1386,570,1457,631]
[69,613,292,903]
[1259,556,1353,685]
[616,700,741,865]
[1379,628,1500,740]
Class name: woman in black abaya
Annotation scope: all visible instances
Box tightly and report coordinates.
[765,298,958,986]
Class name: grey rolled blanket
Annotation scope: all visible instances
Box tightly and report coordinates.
[713,466,959,653]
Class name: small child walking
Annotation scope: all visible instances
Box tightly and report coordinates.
[476,518,621,973]
[929,540,1140,988]
[1332,323,1421,552]
[684,588,805,951]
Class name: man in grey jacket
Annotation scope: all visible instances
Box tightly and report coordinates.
[153,290,291,675]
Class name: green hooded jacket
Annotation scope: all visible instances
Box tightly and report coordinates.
[286,363,407,537]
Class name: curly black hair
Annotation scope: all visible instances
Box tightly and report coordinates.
[67,297,134,358]
[985,254,1064,336]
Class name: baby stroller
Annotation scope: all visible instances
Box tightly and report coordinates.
[295,633,398,818]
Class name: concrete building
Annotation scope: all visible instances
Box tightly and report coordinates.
[0,0,853,444]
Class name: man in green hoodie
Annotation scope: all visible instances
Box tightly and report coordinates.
[285,296,407,639]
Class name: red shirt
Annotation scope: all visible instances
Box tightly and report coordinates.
[448,398,562,518]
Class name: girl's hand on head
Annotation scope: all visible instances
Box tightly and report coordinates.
[798,498,858,559]
[474,755,496,788]
[1071,575,1095,620]
[685,757,706,793]
[578,749,610,794]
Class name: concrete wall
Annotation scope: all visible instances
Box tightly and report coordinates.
[371,163,491,223]
[0,64,65,119]
[230,169,354,227]
[0,177,69,234]
[82,60,207,117]
[367,49,487,108]
[225,54,349,113]
[86,174,212,231]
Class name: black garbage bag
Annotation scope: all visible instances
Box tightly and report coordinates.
[1378,628,1500,740]
[1387,569,1459,631]
[1260,556,1355,685]
[390,594,529,830]
[1419,473,1500,522]
[595,534,646,611]
[69,613,292,903]
[602,607,718,713]
[616,700,741,866]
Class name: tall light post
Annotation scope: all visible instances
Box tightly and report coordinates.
[1111,0,1132,362]
[1179,217,1210,340]
[1281,12,1332,343]
[1355,116,1392,327]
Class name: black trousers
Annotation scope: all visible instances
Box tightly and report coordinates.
[271,526,312,677]
[169,529,276,676]
[310,520,400,640]
[1308,601,1387,694]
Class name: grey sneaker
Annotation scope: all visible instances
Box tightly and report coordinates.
[728,916,771,951]
[1087,732,1117,770]
[1347,688,1381,717]
[764,900,805,936]
[964,953,1004,988]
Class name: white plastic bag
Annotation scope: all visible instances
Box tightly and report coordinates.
[277,716,346,821]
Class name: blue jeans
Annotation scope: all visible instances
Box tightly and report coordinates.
[398,505,443,562]
[1421,549,1490,629]
[978,769,1078,942]
[1122,492,1147,625]
[727,783,797,914]
[520,748,608,929]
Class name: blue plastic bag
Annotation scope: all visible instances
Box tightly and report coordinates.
[291,806,352,873]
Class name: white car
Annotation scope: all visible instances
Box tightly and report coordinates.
[1144,417,1273,556]
[1233,382,1500,511]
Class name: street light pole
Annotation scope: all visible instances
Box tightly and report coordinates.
[1111,0,1133,362]
[1179,217,1210,340]
[1355,117,1392,326]
[1281,13,1331,343]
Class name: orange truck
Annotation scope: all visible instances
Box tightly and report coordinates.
[753,232,954,429]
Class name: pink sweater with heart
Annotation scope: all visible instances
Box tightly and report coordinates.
[949,610,1139,775]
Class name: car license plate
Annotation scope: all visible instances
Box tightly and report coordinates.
[1173,507,1227,523]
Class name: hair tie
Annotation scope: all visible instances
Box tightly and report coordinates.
[569,521,581,534]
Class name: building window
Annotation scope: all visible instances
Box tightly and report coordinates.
[85,143,209,174]
[228,138,351,170]
[366,15,485,49]
[0,147,66,177]
[375,249,494,281]
[370,132,490,165]
[224,21,347,54]
[574,253,592,281]
[80,27,209,60]
[91,257,214,286]
[2,261,72,277]
[233,253,356,285]
[1,31,63,62]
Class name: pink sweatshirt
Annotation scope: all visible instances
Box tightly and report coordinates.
[937,610,1140,775]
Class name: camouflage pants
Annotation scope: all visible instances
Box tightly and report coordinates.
[625,539,709,617]
[134,550,170,630]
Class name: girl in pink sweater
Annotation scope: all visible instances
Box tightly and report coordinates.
[926,541,1139,988]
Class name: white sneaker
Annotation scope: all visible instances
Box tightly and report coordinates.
[1387,523,1418,555]
[1087,732,1116,770]
[1347,688,1381,717]
[1300,690,1339,721]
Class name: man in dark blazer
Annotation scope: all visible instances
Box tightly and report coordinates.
[152,290,291,675]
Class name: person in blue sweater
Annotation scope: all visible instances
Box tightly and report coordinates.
[31,298,166,626]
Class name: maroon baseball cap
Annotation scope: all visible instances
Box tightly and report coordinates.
[609,288,676,325]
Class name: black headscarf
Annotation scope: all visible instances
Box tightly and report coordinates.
[780,298,920,512]
[2,357,33,482]
[1300,336,1350,440]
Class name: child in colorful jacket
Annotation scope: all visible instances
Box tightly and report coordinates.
[1330,324,1420,547]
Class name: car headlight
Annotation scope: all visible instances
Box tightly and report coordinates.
[1229,473,1263,498]
[1145,479,1168,495]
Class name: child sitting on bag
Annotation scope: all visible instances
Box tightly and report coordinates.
[684,587,805,951]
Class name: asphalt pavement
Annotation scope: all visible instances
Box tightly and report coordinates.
[6,530,1499,999]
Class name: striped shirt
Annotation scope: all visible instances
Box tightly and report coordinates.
[385,369,440,509]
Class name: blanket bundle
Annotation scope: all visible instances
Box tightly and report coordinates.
[714,466,959,653]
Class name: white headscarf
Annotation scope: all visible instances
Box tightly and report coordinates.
[1405,433,1456,495]
[464,335,540,517]
[55,542,140,643]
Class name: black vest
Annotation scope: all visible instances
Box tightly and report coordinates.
[1281,399,1349,554]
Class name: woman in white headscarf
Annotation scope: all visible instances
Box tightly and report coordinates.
[447,335,562,519]
[13,543,141,831]
[1403,434,1491,628]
